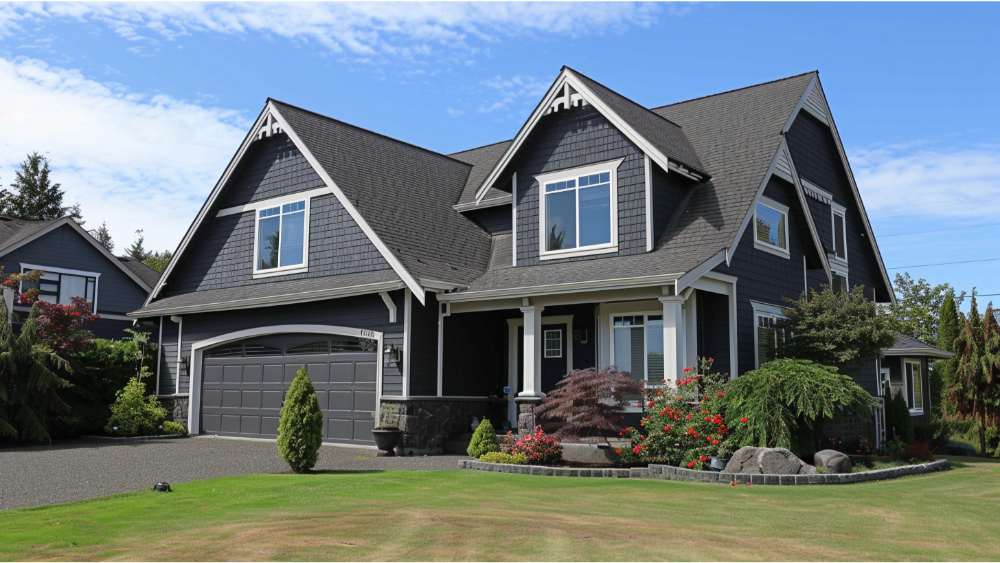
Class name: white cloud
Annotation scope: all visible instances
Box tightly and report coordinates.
[851,144,1000,220]
[478,74,549,113]
[4,2,661,59]
[0,56,248,252]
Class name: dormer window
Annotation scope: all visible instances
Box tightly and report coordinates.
[254,200,308,277]
[537,159,621,261]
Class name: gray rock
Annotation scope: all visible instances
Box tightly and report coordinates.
[721,446,762,473]
[721,446,816,475]
[814,449,852,474]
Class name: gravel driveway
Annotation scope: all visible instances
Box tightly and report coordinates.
[0,436,464,510]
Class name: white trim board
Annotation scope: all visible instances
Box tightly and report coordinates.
[186,324,384,435]
[216,187,333,218]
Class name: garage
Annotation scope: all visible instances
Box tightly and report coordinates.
[199,333,379,445]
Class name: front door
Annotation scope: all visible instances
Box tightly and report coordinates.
[541,324,568,393]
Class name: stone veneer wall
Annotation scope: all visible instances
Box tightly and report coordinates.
[380,398,491,454]
[158,396,189,429]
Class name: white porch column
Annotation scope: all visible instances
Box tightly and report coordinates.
[684,290,698,370]
[518,305,545,398]
[660,296,685,382]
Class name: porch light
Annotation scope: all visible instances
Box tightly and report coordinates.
[383,343,402,367]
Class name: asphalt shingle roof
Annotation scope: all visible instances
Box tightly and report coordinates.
[272,100,494,285]
[884,333,954,358]
[0,216,61,252]
[117,257,162,288]
[451,140,512,208]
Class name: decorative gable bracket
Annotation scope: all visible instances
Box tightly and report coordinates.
[543,83,588,115]
[255,113,283,141]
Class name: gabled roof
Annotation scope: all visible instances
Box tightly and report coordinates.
[884,333,954,359]
[451,140,512,210]
[0,216,153,292]
[118,256,162,287]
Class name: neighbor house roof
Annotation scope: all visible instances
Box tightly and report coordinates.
[883,333,955,359]
[0,216,62,252]
[118,257,162,287]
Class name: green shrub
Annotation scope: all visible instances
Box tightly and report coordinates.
[723,359,877,458]
[162,421,187,436]
[467,419,499,458]
[913,420,950,449]
[885,389,914,444]
[277,366,323,473]
[479,452,527,464]
[105,367,167,436]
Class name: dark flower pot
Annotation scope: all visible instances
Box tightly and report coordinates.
[372,429,402,456]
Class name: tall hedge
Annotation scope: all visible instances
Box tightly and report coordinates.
[277,366,323,473]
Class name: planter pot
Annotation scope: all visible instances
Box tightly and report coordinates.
[372,429,402,456]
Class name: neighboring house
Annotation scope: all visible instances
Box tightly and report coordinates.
[881,333,954,426]
[131,67,897,453]
[0,215,158,339]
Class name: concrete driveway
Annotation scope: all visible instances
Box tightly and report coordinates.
[0,436,463,510]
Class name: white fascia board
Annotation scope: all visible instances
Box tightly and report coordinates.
[418,278,465,292]
[268,103,427,305]
[129,280,405,318]
[452,194,512,213]
[0,218,152,292]
[436,272,684,303]
[145,105,274,305]
[216,187,333,217]
[782,75,894,304]
[883,348,955,359]
[644,155,653,252]
[675,250,727,293]
[726,140,787,265]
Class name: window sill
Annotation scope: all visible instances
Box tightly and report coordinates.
[908,409,924,416]
[539,244,618,261]
[828,254,849,268]
[754,241,790,259]
[253,266,308,279]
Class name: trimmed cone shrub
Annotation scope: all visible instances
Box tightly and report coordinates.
[277,366,323,473]
[467,418,499,458]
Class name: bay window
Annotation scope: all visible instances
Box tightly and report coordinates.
[537,160,620,260]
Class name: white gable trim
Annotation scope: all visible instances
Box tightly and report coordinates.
[0,217,152,292]
[147,102,427,309]
[782,75,894,303]
[473,68,690,205]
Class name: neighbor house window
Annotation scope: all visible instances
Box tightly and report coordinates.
[752,302,787,368]
[20,266,97,312]
[754,197,789,257]
[832,204,847,262]
[611,314,664,385]
[255,200,308,274]
[544,329,563,358]
[537,160,620,260]
[905,359,923,412]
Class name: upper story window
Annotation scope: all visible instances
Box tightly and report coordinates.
[536,160,621,261]
[255,200,308,276]
[19,265,98,312]
[832,203,847,262]
[754,196,789,258]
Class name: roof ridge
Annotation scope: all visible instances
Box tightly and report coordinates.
[449,139,512,156]
[650,71,818,111]
[268,98,473,169]
[566,66,686,129]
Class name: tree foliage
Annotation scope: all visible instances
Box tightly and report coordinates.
[722,359,877,455]
[534,366,642,440]
[949,291,1000,456]
[90,221,114,253]
[467,418,500,458]
[277,366,323,472]
[0,302,72,443]
[890,272,965,345]
[931,290,962,419]
[777,285,897,375]
[142,250,173,273]
[126,229,147,261]
[0,152,82,223]
[105,366,167,436]
[34,296,98,358]
[125,229,172,272]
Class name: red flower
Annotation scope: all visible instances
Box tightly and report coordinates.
[731,482,736,487]
[616,449,622,455]
[700,456,707,462]
[656,391,662,396]
[687,461,697,468]
[683,367,691,372]
[740,417,748,424]
[712,439,719,445]
[717,391,724,396]
[676,396,683,401]
[746,481,751,485]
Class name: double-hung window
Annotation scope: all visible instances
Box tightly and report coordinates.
[537,160,620,260]
[904,359,923,413]
[754,197,789,258]
[611,314,664,385]
[544,329,563,358]
[832,203,847,262]
[752,302,787,368]
[19,266,98,312]
[254,200,308,276]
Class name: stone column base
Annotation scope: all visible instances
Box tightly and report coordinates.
[380,398,490,455]
[157,396,189,430]
[515,396,543,434]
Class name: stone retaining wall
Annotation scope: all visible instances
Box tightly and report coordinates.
[458,458,949,484]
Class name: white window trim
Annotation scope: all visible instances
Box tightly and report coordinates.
[904,358,924,415]
[19,263,101,312]
[536,158,622,261]
[608,310,661,380]
[751,301,787,369]
[831,202,848,263]
[543,329,563,358]
[251,198,311,278]
[753,196,790,259]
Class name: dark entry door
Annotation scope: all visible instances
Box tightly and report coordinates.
[541,324,568,393]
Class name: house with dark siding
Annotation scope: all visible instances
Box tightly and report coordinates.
[131,67,937,452]
[0,215,158,339]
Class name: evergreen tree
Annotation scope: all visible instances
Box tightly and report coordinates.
[126,229,147,261]
[0,152,81,222]
[276,366,323,472]
[949,291,1000,456]
[467,418,500,458]
[142,250,172,273]
[933,291,962,418]
[90,222,114,253]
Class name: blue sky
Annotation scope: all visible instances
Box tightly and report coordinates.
[1,2,998,302]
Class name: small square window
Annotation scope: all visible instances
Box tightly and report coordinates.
[544,329,562,358]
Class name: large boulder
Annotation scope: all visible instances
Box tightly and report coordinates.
[814,449,852,474]
[722,446,816,475]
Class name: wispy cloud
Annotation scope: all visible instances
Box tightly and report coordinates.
[851,143,1000,221]
[2,3,661,60]
[478,74,549,113]
[0,56,248,252]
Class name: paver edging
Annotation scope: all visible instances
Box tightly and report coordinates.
[458,458,950,484]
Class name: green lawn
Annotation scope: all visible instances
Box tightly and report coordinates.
[2,459,1000,562]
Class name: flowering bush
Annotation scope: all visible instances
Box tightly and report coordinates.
[500,425,563,464]
[906,440,936,462]
[479,452,527,464]
[34,297,98,357]
[615,357,732,469]
[824,434,876,456]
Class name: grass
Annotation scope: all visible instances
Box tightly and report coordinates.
[2,459,1000,561]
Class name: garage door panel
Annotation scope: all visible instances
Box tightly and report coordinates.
[261,416,279,436]
[221,415,241,433]
[329,390,353,411]
[223,365,242,383]
[284,363,305,382]
[328,418,353,441]
[262,390,283,409]
[315,390,328,411]
[202,413,221,433]
[306,362,330,383]
[242,364,263,383]
[204,365,224,384]
[330,362,354,382]
[222,390,241,408]
[354,390,376,412]
[203,389,223,408]
[241,390,262,409]
[355,361,377,383]
[354,419,375,442]
[263,365,283,383]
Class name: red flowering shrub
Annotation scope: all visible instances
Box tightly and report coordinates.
[615,357,731,468]
[906,440,936,462]
[500,425,563,464]
[34,297,98,356]
[824,434,876,456]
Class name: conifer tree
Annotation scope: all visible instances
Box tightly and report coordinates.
[949,291,1000,456]
[933,291,961,418]
[276,366,323,472]
[467,418,499,458]
[90,222,114,253]
[126,229,147,261]
[0,152,82,222]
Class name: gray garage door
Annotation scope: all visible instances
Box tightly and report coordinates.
[200,333,378,445]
